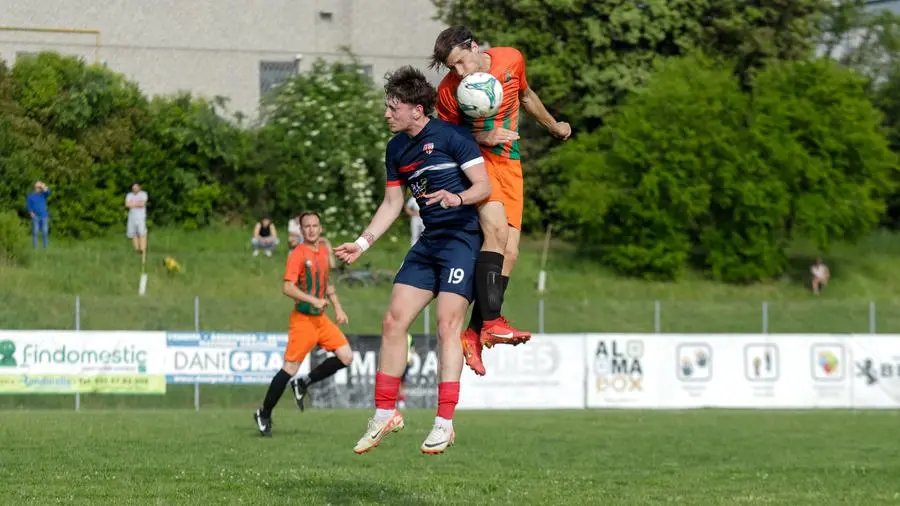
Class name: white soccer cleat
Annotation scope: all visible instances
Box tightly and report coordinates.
[353,410,405,454]
[420,423,455,455]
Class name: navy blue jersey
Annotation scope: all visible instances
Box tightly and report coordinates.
[385,119,483,234]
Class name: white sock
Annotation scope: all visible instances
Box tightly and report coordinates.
[375,408,394,421]
[435,416,453,429]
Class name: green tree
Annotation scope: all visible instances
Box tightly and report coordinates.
[555,55,896,282]
[10,52,146,141]
[3,53,150,236]
[433,0,709,133]
[433,0,827,130]
[555,55,756,280]
[703,0,828,87]
[819,0,900,88]
[131,94,248,229]
[818,1,900,227]
[876,67,900,150]
[751,58,896,253]
[434,0,829,231]
[1,51,394,239]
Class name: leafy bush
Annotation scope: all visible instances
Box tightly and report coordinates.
[0,211,28,267]
[750,58,896,252]
[0,52,391,240]
[553,55,896,282]
[253,58,390,236]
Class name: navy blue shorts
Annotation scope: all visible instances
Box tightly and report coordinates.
[394,230,482,301]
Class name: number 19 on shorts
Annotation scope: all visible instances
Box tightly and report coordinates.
[447,268,465,285]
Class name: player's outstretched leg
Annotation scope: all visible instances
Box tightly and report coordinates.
[485,273,525,348]
[290,344,353,411]
[489,224,528,347]
[460,203,504,375]
[422,291,467,454]
[354,284,432,454]
[467,202,529,359]
[353,374,406,455]
[255,321,308,436]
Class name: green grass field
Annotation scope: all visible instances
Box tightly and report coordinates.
[4,225,900,334]
[3,228,900,504]
[1,409,898,505]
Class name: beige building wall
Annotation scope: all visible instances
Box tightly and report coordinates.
[0,0,447,117]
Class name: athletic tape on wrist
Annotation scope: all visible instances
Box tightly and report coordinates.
[355,236,371,253]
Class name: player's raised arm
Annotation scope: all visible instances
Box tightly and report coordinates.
[520,86,571,140]
[334,184,405,264]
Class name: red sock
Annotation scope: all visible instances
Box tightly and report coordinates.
[375,371,401,410]
[436,381,460,419]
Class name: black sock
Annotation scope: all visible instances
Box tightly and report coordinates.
[261,369,292,417]
[475,251,504,323]
[307,357,347,385]
[468,259,509,333]
[467,299,484,333]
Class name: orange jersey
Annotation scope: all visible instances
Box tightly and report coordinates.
[283,243,330,315]
[436,47,530,160]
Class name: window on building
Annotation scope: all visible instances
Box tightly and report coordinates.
[259,60,298,97]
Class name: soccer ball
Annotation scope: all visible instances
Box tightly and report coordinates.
[456,72,504,119]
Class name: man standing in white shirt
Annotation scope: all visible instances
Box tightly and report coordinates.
[404,196,425,246]
[125,183,149,254]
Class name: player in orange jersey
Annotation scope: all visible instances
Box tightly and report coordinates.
[254,211,354,437]
[430,26,571,376]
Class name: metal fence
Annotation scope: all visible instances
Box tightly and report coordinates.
[2,294,897,335]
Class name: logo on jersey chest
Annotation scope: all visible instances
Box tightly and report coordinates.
[504,69,513,82]
[423,142,434,155]
[410,178,428,198]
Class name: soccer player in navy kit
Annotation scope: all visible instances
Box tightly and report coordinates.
[335,66,491,455]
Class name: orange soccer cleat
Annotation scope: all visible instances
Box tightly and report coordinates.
[460,327,486,376]
[481,316,531,348]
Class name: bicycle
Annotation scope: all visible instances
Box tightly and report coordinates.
[335,262,395,288]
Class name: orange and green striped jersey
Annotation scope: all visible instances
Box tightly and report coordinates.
[437,47,530,160]
[283,243,330,316]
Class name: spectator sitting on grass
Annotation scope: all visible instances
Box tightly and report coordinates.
[251,217,279,257]
[811,258,830,295]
